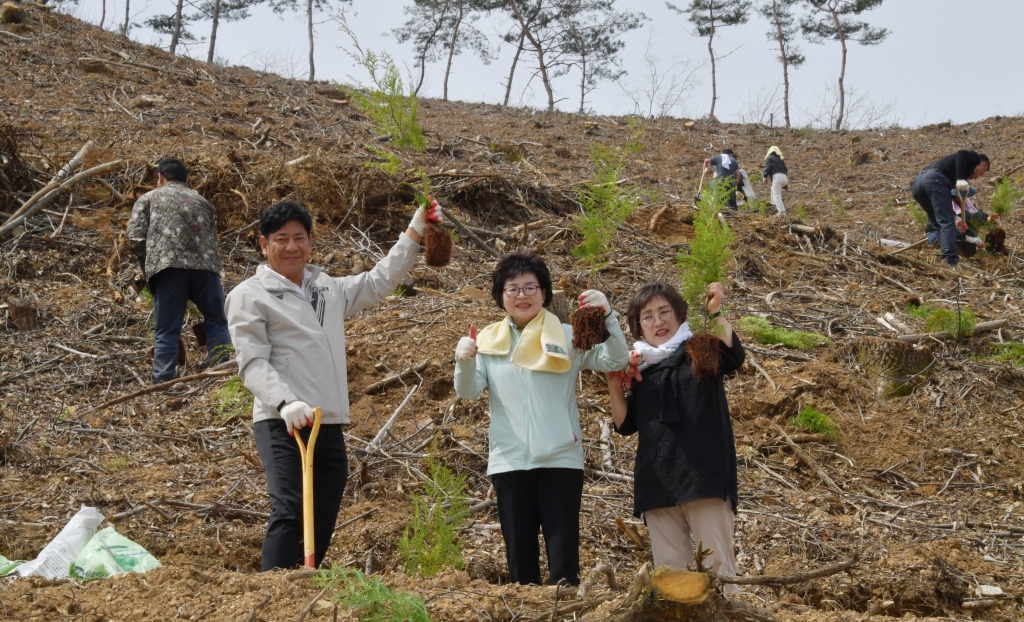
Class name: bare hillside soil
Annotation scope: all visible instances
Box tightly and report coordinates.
[3,7,1024,621]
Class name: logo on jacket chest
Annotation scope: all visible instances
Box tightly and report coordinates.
[310,285,329,325]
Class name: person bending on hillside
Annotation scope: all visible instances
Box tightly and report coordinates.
[453,252,628,586]
[705,149,741,210]
[225,199,441,571]
[126,158,232,384]
[911,150,990,267]
[605,282,744,592]
[762,146,788,215]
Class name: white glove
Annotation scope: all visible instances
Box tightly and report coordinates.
[280,400,314,436]
[455,337,478,361]
[578,290,611,316]
[955,179,970,194]
[455,325,478,361]
[966,234,984,248]
[409,195,443,236]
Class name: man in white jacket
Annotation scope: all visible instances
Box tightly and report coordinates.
[225,199,440,570]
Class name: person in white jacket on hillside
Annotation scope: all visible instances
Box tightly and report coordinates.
[454,251,629,586]
[225,199,440,571]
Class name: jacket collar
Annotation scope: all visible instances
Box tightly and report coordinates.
[255,263,324,292]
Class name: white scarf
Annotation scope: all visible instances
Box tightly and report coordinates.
[633,322,693,371]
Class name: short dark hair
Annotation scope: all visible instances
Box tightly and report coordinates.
[979,153,990,168]
[490,251,554,309]
[157,158,188,183]
[259,201,313,237]
[627,282,689,341]
[722,148,735,156]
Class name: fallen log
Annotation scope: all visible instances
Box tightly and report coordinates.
[897,318,1006,343]
[83,362,237,414]
[716,556,856,585]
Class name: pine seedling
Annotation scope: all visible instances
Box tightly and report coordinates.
[925,307,976,338]
[364,145,402,175]
[790,404,841,441]
[825,193,846,217]
[573,120,645,269]
[339,14,426,152]
[989,177,1023,219]
[398,456,469,577]
[882,197,894,220]
[214,374,252,421]
[907,202,929,231]
[676,182,735,333]
[314,568,433,622]
[905,302,936,320]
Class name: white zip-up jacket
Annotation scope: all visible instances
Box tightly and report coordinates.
[225,234,419,425]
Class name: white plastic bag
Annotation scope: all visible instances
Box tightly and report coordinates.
[13,506,104,579]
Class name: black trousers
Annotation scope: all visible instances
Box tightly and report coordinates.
[911,169,959,266]
[254,419,348,571]
[491,468,584,586]
[149,268,232,383]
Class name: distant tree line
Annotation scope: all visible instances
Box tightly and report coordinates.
[100,0,890,125]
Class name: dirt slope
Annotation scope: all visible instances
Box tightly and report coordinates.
[2,6,1024,622]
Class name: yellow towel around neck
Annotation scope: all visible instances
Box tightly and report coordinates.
[476,309,571,373]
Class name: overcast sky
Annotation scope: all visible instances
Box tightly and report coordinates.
[67,0,1023,128]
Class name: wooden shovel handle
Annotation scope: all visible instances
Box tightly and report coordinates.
[294,407,322,568]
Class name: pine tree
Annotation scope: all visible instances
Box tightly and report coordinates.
[759,0,804,128]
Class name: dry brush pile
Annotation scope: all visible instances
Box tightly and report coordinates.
[2,7,1024,622]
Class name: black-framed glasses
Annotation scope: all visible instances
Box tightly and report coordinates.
[504,285,540,297]
[640,308,675,327]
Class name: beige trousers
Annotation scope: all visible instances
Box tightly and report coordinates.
[644,497,738,594]
[770,173,788,214]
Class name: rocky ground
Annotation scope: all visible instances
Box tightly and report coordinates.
[2,6,1024,621]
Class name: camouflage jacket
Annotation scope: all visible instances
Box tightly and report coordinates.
[126,182,221,278]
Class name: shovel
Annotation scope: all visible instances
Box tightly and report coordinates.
[694,165,707,204]
[295,407,322,569]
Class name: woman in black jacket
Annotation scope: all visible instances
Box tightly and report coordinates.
[762,146,789,215]
[605,281,744,590]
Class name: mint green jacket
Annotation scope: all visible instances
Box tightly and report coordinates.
[455,313,628,475]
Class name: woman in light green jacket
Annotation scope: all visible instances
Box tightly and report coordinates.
[454,251,628,586]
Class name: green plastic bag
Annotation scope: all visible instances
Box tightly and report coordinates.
[69,526,162,581]
[0,555,26,576]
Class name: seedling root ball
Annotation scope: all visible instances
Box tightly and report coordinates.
[571,307,605,351]
[687,333,720,382]
[424,225,453,267]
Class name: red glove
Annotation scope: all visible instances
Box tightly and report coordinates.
[425,195,442,225]
[956,220,968,234]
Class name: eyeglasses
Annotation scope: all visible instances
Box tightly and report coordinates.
[640,309,676,327]
[504,285,540,297]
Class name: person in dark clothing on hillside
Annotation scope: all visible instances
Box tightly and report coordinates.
[126,158,232,384]
[911,150,990,267]
[762,146,789,215]
[705,149,741,209]
[605,281,744,592]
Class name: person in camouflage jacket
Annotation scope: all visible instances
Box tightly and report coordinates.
[127,158,231,383]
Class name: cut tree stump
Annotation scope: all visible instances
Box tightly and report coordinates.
[837,337,934,397]
[607,563,776,622]
[550,289,570,324]
[7,298,38,331]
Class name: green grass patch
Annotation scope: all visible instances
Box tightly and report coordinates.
[925,307,976,338]
[106,456,130,472]
[747,198,769,216]
[794,202,809,222]
[313,568,432,622]
[738,316,832,349]
[789,404,842,441]
[825,194,846,217]
[213,374,252,420]
[398,456,469,577]
[984,342,1024,368]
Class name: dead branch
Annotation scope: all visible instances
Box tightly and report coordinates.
[84,364,237,414]
[0,160,125,238]
[361,360,428,394]
[773,424,844,495]
[577,564,618,600]
[717,556,856,585]
[440,206,501,257]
